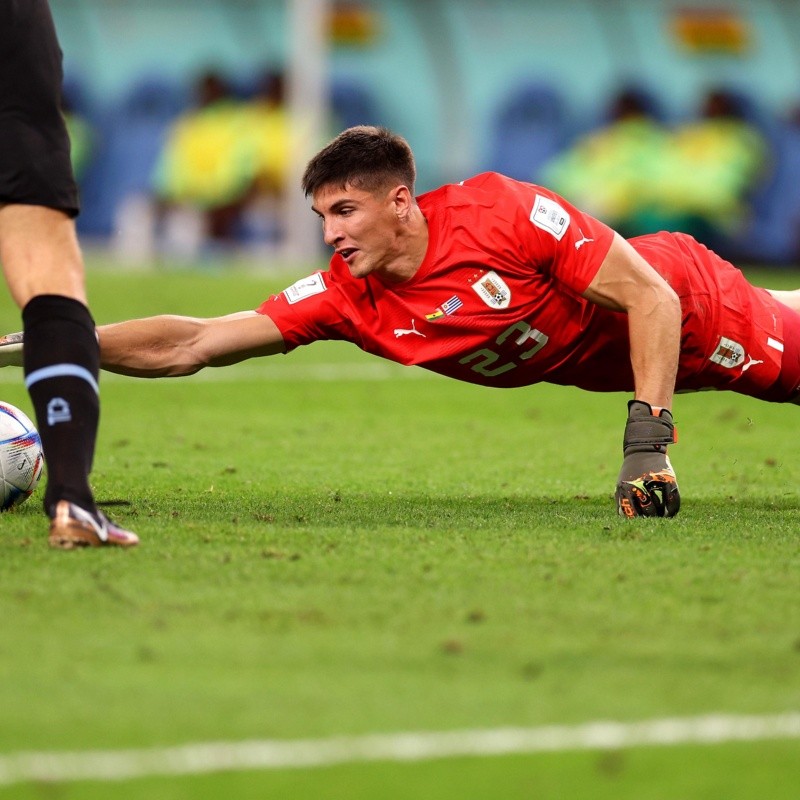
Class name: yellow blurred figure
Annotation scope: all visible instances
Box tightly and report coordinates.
[150,69,290,252]
[154,85,254,209]
[658,109,767,232]
[245,70,290,198]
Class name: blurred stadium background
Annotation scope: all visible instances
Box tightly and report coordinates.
[51,0,800,266]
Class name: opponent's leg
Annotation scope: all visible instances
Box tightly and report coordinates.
[22,293,98,514]
[0,0,136,547]
[23,295,137,547]
[0,207,138,548]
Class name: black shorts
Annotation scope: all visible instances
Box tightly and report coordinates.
[0,0,79,216]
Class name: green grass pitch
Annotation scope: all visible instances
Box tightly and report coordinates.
[0,259,798,798]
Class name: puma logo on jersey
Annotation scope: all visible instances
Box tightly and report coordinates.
[710,341,763,373]
[575,229,594,250]
[741,356,764,373]
[394,319,426,338]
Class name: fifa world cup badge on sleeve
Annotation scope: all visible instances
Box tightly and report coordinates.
[283,273,327,305]
[530,194,570,240]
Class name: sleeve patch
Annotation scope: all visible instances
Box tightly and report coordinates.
[530,194,570,240]
[283,273,327,304]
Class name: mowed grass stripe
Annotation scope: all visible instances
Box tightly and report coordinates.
[1,713,799,786]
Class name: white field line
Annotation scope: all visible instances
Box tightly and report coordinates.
[0,362,436,384]
[0,713,798,786]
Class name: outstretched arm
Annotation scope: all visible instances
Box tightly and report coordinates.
[0,311,287,376]
[99,311,286,377]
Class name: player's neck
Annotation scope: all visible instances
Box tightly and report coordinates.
[376,207,429,284]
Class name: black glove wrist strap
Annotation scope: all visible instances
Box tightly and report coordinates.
[622,400,675,455]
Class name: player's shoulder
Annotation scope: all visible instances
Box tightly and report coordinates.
[418,171,541,215]
[429,170,532,194]
[462,171,527,189]
[463,171,551,198]
[265,261,365,317]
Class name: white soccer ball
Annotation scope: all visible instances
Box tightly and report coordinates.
[0,401,44,511]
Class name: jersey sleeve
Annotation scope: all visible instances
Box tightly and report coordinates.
[466,174,616,296]
[255,269,356,351]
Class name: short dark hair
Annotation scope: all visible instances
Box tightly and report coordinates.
[302,126,416,197]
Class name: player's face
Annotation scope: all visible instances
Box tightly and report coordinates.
[312,182,408,280]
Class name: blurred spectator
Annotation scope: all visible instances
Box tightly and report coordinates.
[652,88,768,247]
[151,70,255,255]
[542,87,670,236]
[247,69,290,197]
[237,68,291,249]
[542,86,768,247]
[150,68,290,258]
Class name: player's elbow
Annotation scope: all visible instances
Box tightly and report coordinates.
[166,339,217,376]
[99,336,208,378]
[658,283,681,321]
[636,281,681,324]
[100,352,205,378]
[161,356,206,377]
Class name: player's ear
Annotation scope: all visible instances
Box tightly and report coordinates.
[392,184,413,219]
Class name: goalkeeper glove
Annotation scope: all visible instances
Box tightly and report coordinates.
[615,400,680,518]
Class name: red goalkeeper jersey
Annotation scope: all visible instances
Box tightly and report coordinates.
[257,172,784,397]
